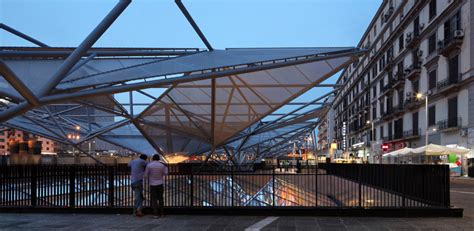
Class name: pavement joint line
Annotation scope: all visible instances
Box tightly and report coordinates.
[451,190,474,195]
[244,216,279,231]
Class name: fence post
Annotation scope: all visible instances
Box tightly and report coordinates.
[69,165,75,208]
[30,165,37,207]
[358,164,362,208]
[108,165,115,208]
[402,165,406,207]
[315,163,318,207]
[272,165,276,207]
[444,165,450,207]
[190,173,193,208]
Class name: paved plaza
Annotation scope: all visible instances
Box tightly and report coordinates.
[0,177,472,231]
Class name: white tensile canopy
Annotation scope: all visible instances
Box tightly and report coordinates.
[382,147,414,158]
[410,144,470,156]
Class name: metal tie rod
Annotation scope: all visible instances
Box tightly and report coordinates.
[175,0,214,51]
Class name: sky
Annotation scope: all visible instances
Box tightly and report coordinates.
[0,0,380,116]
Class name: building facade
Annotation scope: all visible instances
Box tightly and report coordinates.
[331,0,473,162]
[0,129,55,155]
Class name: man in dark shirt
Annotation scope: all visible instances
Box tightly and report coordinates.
[128,154,148,217]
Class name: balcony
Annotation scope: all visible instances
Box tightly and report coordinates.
[393,103,404,116]
[404,62,422,81]
[438,30,464,57]
[403,96,422,110]
[382,81,394,96]
[406,31,421,49]
[437,117,462,132]
[392,72,405,89]
[402,129,421,140]
[436,75,461,95]
[382,136,393,142]
[382,108,394,121]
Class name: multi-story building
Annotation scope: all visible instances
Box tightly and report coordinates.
[331,0,473,162]
[0,129,55,155]
[317,97,335,156]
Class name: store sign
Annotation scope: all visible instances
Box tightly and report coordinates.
[342,122,347,150]
[381,143,389,152]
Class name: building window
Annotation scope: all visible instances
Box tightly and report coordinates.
[428,33,436,54]
[412,79,420,93]
[444,11,461,43]
[448,96,458,121]
[428,69,437,90]
[379,125,384,140]
[412,112,419,133]
[17,134,21,137]
[429,0,437,20]
[428,105,436,126]
[372,86,376,97]
[372,104,377,119]
[398,34,404,52]
[0,138,4,142]
[448,54,459,83]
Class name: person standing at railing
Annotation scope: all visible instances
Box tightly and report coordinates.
[128,154,148,217]
[144,154,168,219]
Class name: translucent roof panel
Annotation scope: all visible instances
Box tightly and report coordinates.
[99,123,156,155]
[1,58,162,99]
[57,47,359,89]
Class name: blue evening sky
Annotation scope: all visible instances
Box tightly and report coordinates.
[1,0,380,116]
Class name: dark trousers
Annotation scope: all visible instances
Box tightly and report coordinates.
[150,185,164,216]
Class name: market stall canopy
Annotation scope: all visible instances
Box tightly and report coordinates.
[382,147,413,158]
[411,144,470,156]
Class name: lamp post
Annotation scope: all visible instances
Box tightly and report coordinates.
[416,91,430,146]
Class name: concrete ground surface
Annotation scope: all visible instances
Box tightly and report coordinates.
[0,177,473,231]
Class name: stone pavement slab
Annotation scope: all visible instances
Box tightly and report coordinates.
[0,213,472,231]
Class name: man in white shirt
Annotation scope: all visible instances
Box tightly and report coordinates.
[144,154,168,218]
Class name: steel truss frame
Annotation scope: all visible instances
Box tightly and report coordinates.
[0,0,363,166]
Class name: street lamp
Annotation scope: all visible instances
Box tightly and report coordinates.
[416,91,431,146]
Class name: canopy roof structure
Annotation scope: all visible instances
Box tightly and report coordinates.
[0,0,363,165]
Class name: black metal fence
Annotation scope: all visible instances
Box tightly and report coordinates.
[0,164,450,209]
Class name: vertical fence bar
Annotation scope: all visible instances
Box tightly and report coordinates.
[108,165,115,207]
[402,165,406,207]
[69,165,75,208]
[272,166,276,207]
[30,165,37,207]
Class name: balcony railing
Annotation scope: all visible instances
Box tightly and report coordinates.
[437,117,462,131]
[392,72,405,89]
[404,96,422,109]
[382,81,394,95]
[393,103,404,115]
[404,62,422,80]
[438,30,464,57]
[382,108,394,120]
[437,75,461,92]
[403,129,421,138]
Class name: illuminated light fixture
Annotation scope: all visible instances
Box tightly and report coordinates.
[416,93,423,99]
